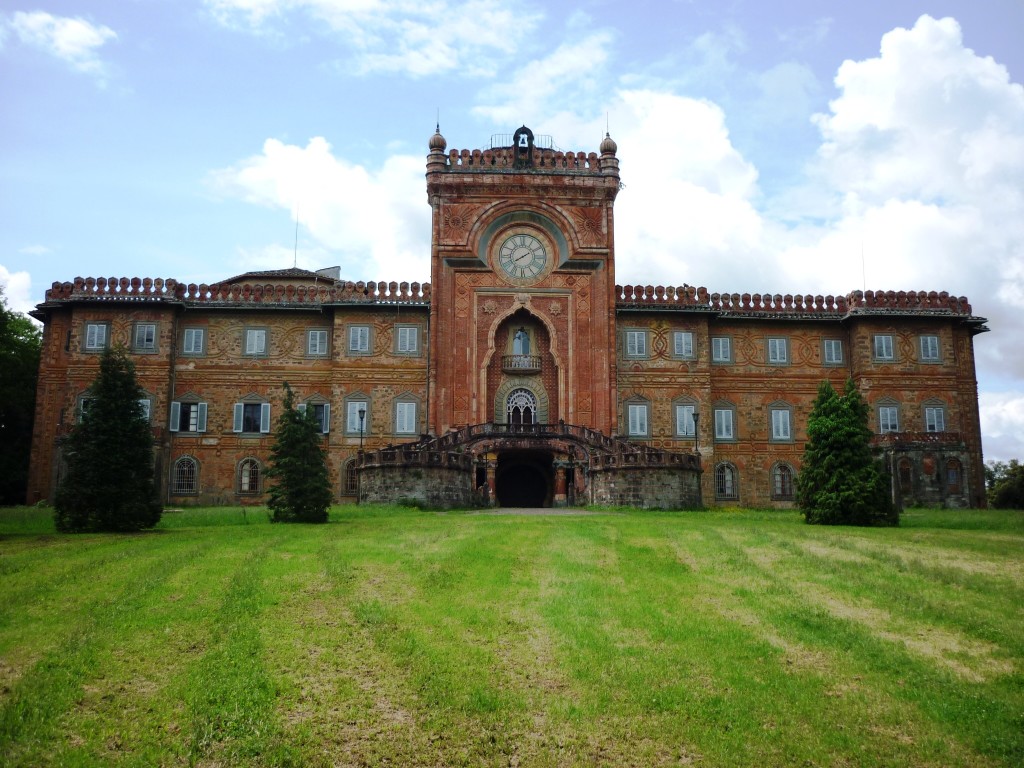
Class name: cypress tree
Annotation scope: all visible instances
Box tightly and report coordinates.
[797,379,897,526]
[266,383,331,523]
[54,347,162,532]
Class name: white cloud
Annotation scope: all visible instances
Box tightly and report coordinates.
[980,392,1024,462]
[4,11,116,81]
[0,265,35,315]
[207,136,431,281]
[18,244,52,256]
[205,0,540,77]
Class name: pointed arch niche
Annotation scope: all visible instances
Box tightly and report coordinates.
[487,309,558,424]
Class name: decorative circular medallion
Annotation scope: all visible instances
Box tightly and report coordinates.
[497,233,548,284]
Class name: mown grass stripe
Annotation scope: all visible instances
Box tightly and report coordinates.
[0,541,210,765]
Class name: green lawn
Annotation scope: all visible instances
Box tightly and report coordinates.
[1,505,1021,767]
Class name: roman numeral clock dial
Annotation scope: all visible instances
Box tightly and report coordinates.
[498,233,547,284]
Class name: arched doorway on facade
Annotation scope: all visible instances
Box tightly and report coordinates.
[495,450,552,507]
[507,388,537,426]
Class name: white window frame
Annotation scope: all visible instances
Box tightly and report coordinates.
[625,330,647,358]
[823,339,843,365]
[137,398,151,423]
[346,400,370,434]
[770,407,792,441]
[182,327,205,356]
[396,326,420,355]
[244,328,267,356]
[238,458,262,494]
[920,335,940,362]
[84,322,108,351]
[395,400,418,434]
[233,402,271,434]
[672,331,694,359]
[675,403,696,437]
[307,329,329,357]
[171,456,199,495]
[297,402,331,434]
[133,323,157,352]
[626,402,649,437]
[714,407,735,440]
[924,406,945,433]
[767,337,788,364]
[878,405,900,434]
[712,336,731,363]
[170,401,208,433]
[348,325,371,354]
[874,334,894,361]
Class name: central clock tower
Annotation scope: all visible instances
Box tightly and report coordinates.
[425,125,621,434]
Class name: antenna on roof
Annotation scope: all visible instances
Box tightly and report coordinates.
[293,201,300,269]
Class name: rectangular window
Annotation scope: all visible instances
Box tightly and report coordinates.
[712,337,731,362]
[395,401,418,434]
[925,406,945,433]
[297,402,331,433]
[920,335,940,361]
[874,334,894,361]
[347,401,369,433]
[767,337,788,364]
[879,406,899,433]
[625,330,647,358]
[170,401,208,433]
[84,322,107,350]
[133,323,156,352]
[396,326,419,354]
[183,328,205,355]
[245,328,267,356]
[349,325,370,353]
[307,329,329,356]
[138,398,151,422]
[771,409,791,441]
[627,403,648,436]
[675,404,695,436]
[233,402,270,433]
[714,408,734,440]
[672,331,694,359]
[824,339,843,365]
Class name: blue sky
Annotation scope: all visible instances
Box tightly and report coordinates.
[3,0,1023,461]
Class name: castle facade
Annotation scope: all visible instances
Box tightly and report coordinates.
[27,127,988,508]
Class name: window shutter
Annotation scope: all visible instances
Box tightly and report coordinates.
[297,403,307,414]
[197,403,208,432]
[233,403,243,432]
[260,403,271,433]
[169,401,181,432]
[322,404,331,433]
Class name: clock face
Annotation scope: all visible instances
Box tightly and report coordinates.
[498,234,547,282]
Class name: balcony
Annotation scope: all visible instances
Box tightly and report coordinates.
[502,354,542,374]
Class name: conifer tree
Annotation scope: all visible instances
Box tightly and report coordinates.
[797,378,898,526]
[266,383,331,523]
[0,287,41,504]
[54,347,161,531]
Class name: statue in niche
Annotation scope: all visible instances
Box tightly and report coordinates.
[513,327,531,355]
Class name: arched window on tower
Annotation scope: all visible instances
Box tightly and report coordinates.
[507,388,537,426]
[513,327,531,355]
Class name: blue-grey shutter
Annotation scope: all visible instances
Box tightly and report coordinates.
[169,401,181,432]
[197,403,208,432]
[260,403,271,433]
[322,404,331,433]
[233,403,243,432]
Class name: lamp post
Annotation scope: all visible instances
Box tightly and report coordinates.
[692,411,700,454]
[357,406,366,503]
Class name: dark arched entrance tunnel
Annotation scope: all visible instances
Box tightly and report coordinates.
[495,450,553,507]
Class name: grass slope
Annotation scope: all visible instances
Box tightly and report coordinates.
[0,505,1021,767]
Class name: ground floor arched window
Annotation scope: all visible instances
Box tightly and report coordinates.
[946,458,962,495]
[715,463,738,501]
[172,456,199,495]
[343,459,358,495]
[239,458,261,494]
[771,463,795,500]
